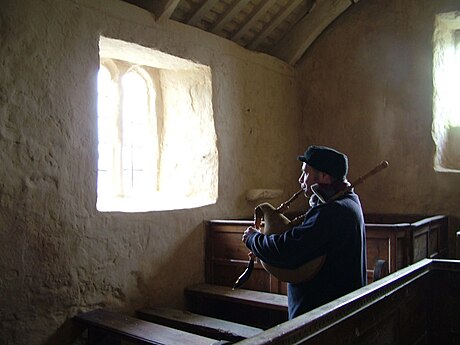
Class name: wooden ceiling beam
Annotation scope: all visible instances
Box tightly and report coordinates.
[232,0,278,43]
[121,0,179,21]
[270,0,356,65]
[187,0,219,26]
[247,0,304,50]
[210,0,250,34]
[152,0,181,21]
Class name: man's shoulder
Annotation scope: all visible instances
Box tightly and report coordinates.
[322,193,363,217]
[337,191,361,206]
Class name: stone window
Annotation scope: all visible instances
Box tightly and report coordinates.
[432,13,460,172]
[97,37,218,212]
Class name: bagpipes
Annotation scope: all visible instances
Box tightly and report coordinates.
[233,160,389,289]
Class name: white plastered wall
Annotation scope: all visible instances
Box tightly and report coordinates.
[0,0,302,344]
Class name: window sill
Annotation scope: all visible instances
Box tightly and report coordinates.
[434,167,460,173]
[96,193,216,213]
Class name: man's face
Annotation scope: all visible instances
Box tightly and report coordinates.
[298,163,323,194]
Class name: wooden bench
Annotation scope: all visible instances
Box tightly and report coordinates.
[137,307,263,342]
[73,308,221,345]
[205,215,448,294]
[185,284,288,329]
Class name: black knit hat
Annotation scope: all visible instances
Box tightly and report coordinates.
[298,145,348,180]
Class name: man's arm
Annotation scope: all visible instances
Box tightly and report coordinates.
[242,209,328,269]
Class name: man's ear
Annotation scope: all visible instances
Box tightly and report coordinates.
[320,173,334,184]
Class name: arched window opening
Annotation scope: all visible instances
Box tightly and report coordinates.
[121,70,157,197]
[97,65,118,198]
[433,13,460,172]
[97,37,218,212]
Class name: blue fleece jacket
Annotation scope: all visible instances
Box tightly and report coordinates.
[245,192,366,319]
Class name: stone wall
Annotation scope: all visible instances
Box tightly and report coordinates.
[296,0,460,255]
[0,1,301,344]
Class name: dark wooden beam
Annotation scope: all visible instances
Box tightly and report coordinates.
[247,0,304,50]
[153,0,180,21]
[187,0,219,26]
[232,0,278,44]
[270,0,356,65]
[122,0,179,21]
[210,0,250,34]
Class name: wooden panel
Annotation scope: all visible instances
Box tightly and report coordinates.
[212,231,249,260]
[365,224,410,274]
[366,236,390,267]
[411,215,449,262]
[396,237,406,269]
[429,228,438,257]
[413,232,428,263]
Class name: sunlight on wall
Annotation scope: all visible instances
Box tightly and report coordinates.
[432,13,460,172]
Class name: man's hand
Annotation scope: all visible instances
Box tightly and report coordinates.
[242,226,258,244]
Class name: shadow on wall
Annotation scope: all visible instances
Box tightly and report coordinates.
[44,221,205,345]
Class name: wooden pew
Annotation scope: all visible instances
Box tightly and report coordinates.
[185,283,288,329]
[231,259,460,345]
[205,214,448,294]
[365,214,448,276]
[137,307,263,342]
[73,308,221,345]
[75,260,459,345]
